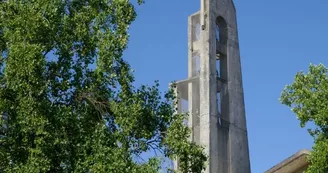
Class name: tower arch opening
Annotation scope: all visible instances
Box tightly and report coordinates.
[215,16,228,126]
[215,16,228,80]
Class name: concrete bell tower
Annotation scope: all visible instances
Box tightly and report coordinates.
[173,0,251,172]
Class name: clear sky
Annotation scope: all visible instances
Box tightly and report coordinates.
[124,0,328,172]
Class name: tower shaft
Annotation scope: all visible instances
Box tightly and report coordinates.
[174,0,251,172]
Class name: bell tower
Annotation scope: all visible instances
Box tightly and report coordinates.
[173,0,251,172]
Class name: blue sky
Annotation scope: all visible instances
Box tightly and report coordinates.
[124,0,328,172]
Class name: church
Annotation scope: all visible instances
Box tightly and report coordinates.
[172,0,311,172]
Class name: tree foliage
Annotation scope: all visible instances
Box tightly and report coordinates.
[281,63,328,173]
[0,0,206,172]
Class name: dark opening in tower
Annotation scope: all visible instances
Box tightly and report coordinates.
[215,16,228,80]
[215,16,228,126]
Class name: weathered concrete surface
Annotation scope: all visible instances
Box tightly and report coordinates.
[265,150,310,173]
[200,0,251,172]
[174,0,251,172]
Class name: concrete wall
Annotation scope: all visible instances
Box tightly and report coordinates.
[265,150,310,173]
[174,1,251,172]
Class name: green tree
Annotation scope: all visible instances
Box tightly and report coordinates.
[0,0,206,172]
[281,63,328,173]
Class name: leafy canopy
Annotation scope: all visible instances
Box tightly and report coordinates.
[281,63,328,173]
[0,0,206,172]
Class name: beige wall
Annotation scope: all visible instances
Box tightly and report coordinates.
[293,164,309,173]
[265,150,310,173]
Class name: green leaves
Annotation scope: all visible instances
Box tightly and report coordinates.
[280,63,328,173]
[281,64,328,131]
[0,0,206,172]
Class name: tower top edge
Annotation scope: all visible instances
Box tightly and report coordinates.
[189,11,200,17]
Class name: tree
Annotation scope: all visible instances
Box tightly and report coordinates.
[280,63,328,173]
[0,0,206,172]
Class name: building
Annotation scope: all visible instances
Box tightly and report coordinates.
[173,0,251,172]
[265,149,310,173]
